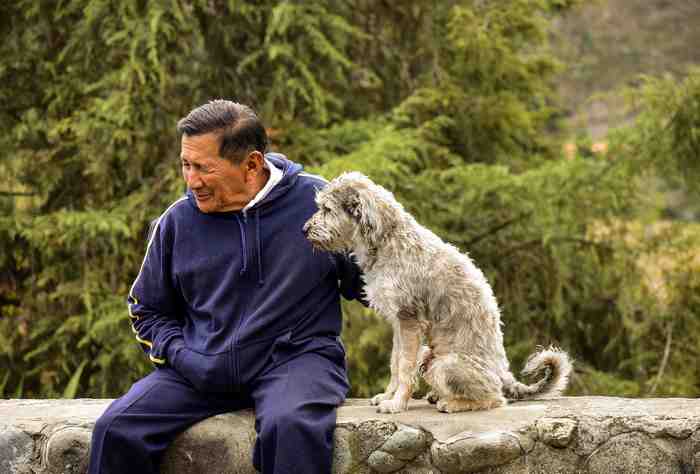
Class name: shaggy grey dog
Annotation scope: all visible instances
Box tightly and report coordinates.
[303,172,572,414]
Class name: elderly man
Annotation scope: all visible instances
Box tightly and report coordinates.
[88,100,365,473]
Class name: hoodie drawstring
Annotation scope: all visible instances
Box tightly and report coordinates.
[256,209,264,287]
[236,211,265,286]
[236,215,248,275]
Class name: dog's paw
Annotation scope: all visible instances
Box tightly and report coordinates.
[425,390,439,404]
[370,393,390,406]
[377,399,407,414]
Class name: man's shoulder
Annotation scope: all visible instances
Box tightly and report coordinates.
[297,171,328,183]
[145,195,190,241]
[158,195,190,221]
[295,172,329,191]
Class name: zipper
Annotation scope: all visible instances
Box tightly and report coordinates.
[231,212,250,392]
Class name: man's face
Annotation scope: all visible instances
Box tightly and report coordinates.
[180,132,259,213]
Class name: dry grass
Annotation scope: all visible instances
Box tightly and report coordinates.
[589,219,700,308]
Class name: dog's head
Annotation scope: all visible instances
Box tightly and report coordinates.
[303,172,401,253]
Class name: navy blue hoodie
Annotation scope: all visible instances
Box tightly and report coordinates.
[127,153,364,393]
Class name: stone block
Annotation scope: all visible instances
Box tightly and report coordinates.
[585,432,679,474]
[43,426,91,474]
[430,431,522,473]
[0,427,34,474]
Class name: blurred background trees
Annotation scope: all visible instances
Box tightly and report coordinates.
[1,0,698,399]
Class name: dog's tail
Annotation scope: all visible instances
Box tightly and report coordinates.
[503,346,572,400]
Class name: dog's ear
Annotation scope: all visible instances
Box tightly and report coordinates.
[340,184,382,243]
[340,187,363,219]
[340,186,377,238]
[337,177,398,248]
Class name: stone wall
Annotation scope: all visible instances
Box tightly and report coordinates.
[1,397,699,473]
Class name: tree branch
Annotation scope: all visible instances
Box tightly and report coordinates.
[496,236,611,259]
[466,211,533,247]
[648,321,673,395]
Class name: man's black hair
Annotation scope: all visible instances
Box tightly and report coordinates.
[176,100,268,162]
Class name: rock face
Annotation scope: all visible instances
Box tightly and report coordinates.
[1,397,699,473]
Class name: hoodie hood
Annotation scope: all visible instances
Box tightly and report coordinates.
[258,152,303,208]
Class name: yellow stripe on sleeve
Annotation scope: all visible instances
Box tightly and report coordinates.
[149,354,166,365]
[125,196,187,365]
[128,303,139,320]
[127,196,187,303]
[131,324,153,348]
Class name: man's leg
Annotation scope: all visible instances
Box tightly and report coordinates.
[251,344,349,474]
[88,367,251,474]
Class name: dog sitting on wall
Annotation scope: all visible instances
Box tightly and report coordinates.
[303,172,572,414]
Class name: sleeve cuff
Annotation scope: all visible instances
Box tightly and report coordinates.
[165,337,186,367]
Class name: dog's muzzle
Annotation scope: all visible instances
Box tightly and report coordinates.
[302,220,312,238]
[302,220,324,249]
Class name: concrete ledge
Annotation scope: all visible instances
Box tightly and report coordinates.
[1,397,699,473]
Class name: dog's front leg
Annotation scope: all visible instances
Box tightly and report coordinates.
[377,318,421,413]
[370,320,401,406]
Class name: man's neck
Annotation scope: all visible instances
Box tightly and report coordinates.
[242,160,277,213]
[247,165,270,200]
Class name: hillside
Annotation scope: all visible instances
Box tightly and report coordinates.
[555,0,700,139]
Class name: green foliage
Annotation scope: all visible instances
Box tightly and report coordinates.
[341,302,393,398]
[1,0,698,400]
[618,68,700,197]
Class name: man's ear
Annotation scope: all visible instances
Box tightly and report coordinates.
[244,151,265,179]
[246,151,264,169]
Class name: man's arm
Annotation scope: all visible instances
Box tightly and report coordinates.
[333,252,369,306]
[128,218,184,367]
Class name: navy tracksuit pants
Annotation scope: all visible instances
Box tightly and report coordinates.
[88,346,349,473]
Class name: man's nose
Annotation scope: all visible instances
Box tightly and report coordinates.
[184,169,202,189]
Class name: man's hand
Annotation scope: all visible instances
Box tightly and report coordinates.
[167,339,231,393]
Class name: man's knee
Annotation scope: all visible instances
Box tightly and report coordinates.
[92,406,141,459]
[91,394,146,449]
[92,406,120,441]
[89,406,130,474]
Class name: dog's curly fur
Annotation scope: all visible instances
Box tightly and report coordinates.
[303,172,572,414]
